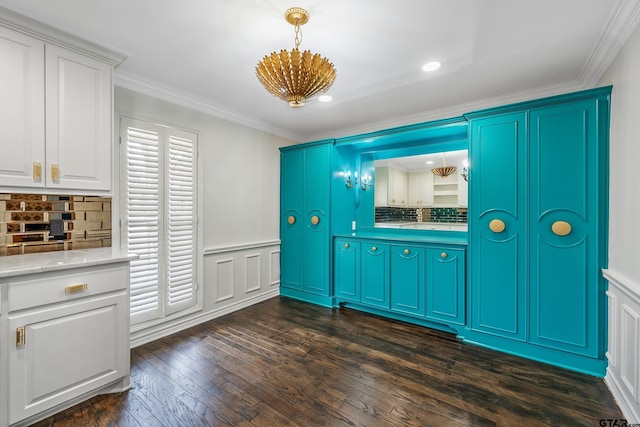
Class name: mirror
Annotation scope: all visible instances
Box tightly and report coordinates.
[373,149,468,230]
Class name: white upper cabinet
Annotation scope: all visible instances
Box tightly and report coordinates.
[408,172,434,207]
[0,27,45,188]
[0,12,124,194]
[45,45,112,191]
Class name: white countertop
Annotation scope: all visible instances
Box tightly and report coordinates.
[0,248,138,278]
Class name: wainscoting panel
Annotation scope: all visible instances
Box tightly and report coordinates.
[603,268,640,423]
[246,253,261,293]
[270,249,280,287]
[215,258,235,303]
[204,241,281,312]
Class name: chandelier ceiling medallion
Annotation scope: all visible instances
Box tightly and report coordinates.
[256,7,337,108]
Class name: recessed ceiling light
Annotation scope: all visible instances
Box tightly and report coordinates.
[422,61,441,72]
[319,95,332,102]
[426,161,434,164]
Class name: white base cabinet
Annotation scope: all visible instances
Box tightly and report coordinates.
[0,253,133,427]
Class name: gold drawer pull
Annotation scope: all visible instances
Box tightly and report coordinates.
[441,252,447,259]
[311,215,319,225]
[16,326,25,347]
[65,283,88,294]
[372,246,377,252]
[287,215,296,225]
[51,164,60,183]
[33,162,42,182]
[551,221,571,236]
[489,219,506,233]
[344,243,350,249]
[404,249,410,255]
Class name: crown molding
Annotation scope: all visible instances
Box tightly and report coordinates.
[306,80,586,142]
[114,70,301,142]
[0,6,127,67]
[579,0,640,86]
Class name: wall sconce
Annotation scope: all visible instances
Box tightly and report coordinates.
[361,173,372,191]
[461,159,469,182]
[345,170,358,189]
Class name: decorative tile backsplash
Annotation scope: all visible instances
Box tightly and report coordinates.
[0,194,111,256]
[375,206,468,223]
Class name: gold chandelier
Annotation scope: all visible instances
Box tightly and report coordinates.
[256,7,337,108]
[431,152,457,178]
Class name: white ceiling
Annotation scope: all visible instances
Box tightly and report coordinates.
[1,0,639,143]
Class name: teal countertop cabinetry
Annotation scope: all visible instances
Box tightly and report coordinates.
[334,235,466,334]
[280,86,611,377]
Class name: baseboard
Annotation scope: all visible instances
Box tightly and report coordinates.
[605,369,640,423]
[129,289,280,348]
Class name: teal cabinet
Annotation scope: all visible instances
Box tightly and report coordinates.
[334,238,360,302]
[390,244,425,317]
[469,112,527,341]
[466,86,610,374]
[361,241,390,309]
[528,100,604,357]
[280,142,332,305]
[426,248,465,325]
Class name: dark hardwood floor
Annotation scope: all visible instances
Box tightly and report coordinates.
[34,296,622,426]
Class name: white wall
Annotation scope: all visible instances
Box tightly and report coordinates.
[114,87,294,346]
[598,22,640,423]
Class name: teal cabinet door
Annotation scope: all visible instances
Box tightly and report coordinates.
[361,242,390,309]
[426,248,465,325]
[302,144,331,295]
[280,149,304,290]
[334,239,360,302]
[391,244,425,317]
[529,101,600,357]
[280,142,332,301]
[469,113,527,341]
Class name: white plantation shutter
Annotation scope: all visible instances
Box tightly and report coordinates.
[121,117,198,324]
[165,131,197,313]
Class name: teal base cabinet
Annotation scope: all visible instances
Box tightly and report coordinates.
[391,244,425,317]
[465,86,611,376]
[334,236,466,333]
[280,141,333,307]
[426,248,465,325]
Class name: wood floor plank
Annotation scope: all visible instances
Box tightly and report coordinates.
[34,296,623,426]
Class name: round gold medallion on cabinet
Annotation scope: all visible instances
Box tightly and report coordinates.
[287,215,296,225]
[551,220,571,236]
[311,215,319,225]
[489,219,506,233]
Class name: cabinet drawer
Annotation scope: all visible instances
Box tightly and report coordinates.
[8,264,129,312]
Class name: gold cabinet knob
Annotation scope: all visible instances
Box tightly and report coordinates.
[344,243,350,249]
[287,215,296,225]
[489,219,506,233]
[441,252,447,259]
[372,246,377,252]
[404,249,410,255]
[551,220,571,236]
[311,215,319,225]
[392,199,396,203]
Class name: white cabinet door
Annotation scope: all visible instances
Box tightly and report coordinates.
[8,292,128,424]
[45,45,112,191]
[388,168,408,206]
[0,27,45,188]
[408,172,433,207]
